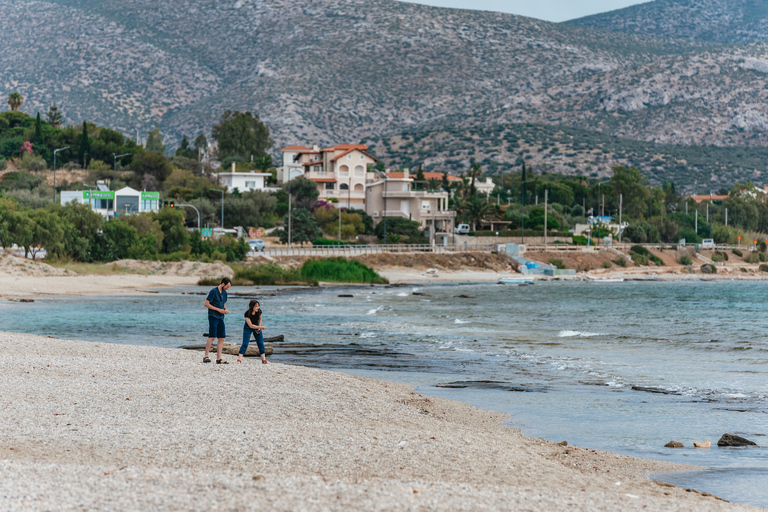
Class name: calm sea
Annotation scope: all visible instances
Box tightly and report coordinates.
[3,281,767,507]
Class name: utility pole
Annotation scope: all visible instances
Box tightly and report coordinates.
[544,189,548,248]
[619,193,623,243]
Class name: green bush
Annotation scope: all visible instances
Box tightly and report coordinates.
[233,262,313,286]
[299,258,388,284]
[712,253,725,263]
[678,255,693,265]
[760,264,768,272]
[761,252,768,262]
[602,261,612,269]
[613,257,627,267]
[630,245,650,256]
[630,252,648,266]
[312,238,359,246]
[573,235,590,246]
[745,253,761,264]
[700,264,717,274]
[732,249,743,257]
[649,254,665,266]
[549,258,566,269]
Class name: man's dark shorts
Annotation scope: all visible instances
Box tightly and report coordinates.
[208,317,226,339]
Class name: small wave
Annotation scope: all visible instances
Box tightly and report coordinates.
[367,306,383,315]
[455,319,469,324]
[557,330,603,338]
[397,292,409,297]
[358,332,377,338]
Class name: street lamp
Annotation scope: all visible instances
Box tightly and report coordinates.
[112,153,131,190]
[220,189,225,229]
[53,147,70,204]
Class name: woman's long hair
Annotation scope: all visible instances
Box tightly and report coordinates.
[247,299,260,316]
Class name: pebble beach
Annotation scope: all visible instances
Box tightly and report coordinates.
[1,332,761,511]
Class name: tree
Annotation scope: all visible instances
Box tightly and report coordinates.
[373,217,427,243]
[131,151,173,183]
[212,110,272,162]
[78,121,91,168]
[224,190,277,229]
[33,112,44,146]
[282,176,318,210]
[46,104,63,128]
[157,207,189,253]
[175,135,196,159]
[468,163,483,196]
[193,133,208,155]
[57,201,103,261]
[610,166,648,219]
[278,208,321,245]
[463,196,495,231]
[253,154,273,172]
[146,126,165,154]
[7,92,23,111]
[29,208,64,260]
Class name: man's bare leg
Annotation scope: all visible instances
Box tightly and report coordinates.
[204,337,215,361]
[217,338,225,361]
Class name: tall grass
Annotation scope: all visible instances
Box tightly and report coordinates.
[232,263,315,286]
[299,258,388,284]
[46,259,151,275]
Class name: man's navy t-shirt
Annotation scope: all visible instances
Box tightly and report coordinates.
[206,287,227,319]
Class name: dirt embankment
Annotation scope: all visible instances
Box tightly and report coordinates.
[109,259,234,277]
[0,254,76,277]
[250,253,515,272]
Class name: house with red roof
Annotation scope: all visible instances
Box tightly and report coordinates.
[279,144,378,210]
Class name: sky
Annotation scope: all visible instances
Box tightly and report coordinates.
[399,0,651,23]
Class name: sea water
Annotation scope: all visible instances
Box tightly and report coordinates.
[2,281,767,507]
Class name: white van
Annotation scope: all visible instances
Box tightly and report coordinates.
[701,239,715,249]
[455,224,470,235]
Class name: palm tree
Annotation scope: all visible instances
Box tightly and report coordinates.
[7,92,23,111]
[464,197,495,231]
[426,178,441,191]
[468,163,483,196]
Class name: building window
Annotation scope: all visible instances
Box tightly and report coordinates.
[325,183,335,190]
[422,200,431,210]
[347,154,352,159]
[245,181,256,188]
[360,155,365,160]
[340,183,349,190]
[354,165,365,177]
[141,200,158,211]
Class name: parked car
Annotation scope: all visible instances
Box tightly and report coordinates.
[455,224,470,235]
[248,239,266,252]
[701,238,716,249]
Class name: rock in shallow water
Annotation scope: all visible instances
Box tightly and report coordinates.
[665,441,684,448]
[717,433,757,447]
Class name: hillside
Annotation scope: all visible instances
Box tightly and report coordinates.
[568,0,768,44]
[364,122,768,188]
[3,0,768,187]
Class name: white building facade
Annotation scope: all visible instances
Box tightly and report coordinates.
[60,187,160,218]
[218,171,276,193]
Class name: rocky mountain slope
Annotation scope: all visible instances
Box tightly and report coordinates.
[3,0,768,187]
[568,0,768,44]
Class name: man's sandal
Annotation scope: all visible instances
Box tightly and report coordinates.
[203,356,211,363]
[216,359,229,364]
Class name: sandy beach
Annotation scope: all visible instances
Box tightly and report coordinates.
[0,332,760,511]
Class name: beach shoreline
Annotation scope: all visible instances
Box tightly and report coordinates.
[1,328,763,510]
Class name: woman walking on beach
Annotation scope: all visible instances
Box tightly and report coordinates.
[238,299,268,364]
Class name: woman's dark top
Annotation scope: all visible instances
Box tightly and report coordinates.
[244,309,262,330]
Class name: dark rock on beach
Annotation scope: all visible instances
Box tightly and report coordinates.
[665,441,684,448]
[338,294,354,298]
[717,433,757,447]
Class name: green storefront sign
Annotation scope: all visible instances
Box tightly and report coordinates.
[84,191,115,200]
[141,192,160,200]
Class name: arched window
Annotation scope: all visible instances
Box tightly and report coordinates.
[340,183,349,190]
[354,165,365,177]
[339,165,350,177]
[354,183,364,192]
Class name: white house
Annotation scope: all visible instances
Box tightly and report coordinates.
[218,171,275,193]
[60,186,160,218]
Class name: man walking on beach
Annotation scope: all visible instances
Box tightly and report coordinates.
[203,277,231,364]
